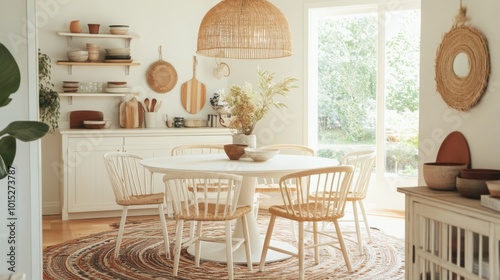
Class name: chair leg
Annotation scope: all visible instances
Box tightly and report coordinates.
[352,201,363,253]
[158,204,171,259]
[333,220,353,272]
[253,194,259,219]
[359,200,372,243]
[194,221,203,267]
[312,221,319,264]
[173,220,184,277]
[259,214,276,272]
[240,215,253,271]
[114,206,128,258]
[225,220,234,280]
[298,221,305,280]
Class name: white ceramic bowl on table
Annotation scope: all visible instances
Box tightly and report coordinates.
[244,148,280,162]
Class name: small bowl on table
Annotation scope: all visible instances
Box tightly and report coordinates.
[423,162,467,191]
[109,25,129,35]
[224,144,248,160]
[244,148,280,162]
[83,120,106,129]
[485,180,500,198]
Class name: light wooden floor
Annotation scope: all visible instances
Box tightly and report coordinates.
[42,209,405,249]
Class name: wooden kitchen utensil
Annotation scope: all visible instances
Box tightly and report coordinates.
[69,110,103,128]
[181,56,206,114]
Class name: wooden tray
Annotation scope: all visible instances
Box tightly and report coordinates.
[69,110,103,128]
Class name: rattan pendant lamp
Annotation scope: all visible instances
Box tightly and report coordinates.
[196,0,292,59]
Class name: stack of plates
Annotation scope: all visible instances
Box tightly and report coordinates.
[104,81,130,93]
[104,48,131,63]
[62,81,79,92]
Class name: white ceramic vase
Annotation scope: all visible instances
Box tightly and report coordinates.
[232,133,256,148]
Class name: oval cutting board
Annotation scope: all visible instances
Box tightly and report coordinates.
[436,131,471,168]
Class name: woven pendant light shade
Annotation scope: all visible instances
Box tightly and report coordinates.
[197,0,292,59]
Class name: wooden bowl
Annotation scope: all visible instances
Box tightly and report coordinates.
[223,144,248,160]
[423,162,467,191]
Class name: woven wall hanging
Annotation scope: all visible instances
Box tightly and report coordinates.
[435,5,490,111]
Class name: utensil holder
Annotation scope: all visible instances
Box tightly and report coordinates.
[145,112,157,128]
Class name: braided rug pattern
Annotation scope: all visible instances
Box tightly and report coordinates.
[43,213,404,280]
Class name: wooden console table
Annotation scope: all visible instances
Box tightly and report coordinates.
[398,187,500,280]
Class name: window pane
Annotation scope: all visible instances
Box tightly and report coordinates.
[316,13,377,162]
[385,9,420,177]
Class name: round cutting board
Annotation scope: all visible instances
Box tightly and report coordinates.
[436,131,471,168]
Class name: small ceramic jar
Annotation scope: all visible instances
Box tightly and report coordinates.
[174,117,184,128]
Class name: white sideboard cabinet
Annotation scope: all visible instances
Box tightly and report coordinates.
[398,187,500,280]
[60,128,232,220]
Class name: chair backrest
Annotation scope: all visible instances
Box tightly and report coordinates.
[261,144,315,156]
[259,144,315,185]
[171,144,225,156]
[279,166,354,219]
[104,152,152,204]
[341,150,375,199]
[163,172,244,220]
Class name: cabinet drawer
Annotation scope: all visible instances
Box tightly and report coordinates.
[68,136,123,149]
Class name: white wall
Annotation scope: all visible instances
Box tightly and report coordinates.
[419,0,500,183]
[0,0,43,277]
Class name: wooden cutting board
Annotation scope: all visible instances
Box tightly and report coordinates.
[436,131,471,168]
[69,110,103,128]
[181,56,206,114]
[119,97,144,128]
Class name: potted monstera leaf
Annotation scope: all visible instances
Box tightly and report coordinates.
[0,43,49,179]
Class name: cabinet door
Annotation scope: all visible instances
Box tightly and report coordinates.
[412,201,492,280]
[67,143,122,213]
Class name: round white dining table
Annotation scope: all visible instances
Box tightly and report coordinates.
[140,153,338,264]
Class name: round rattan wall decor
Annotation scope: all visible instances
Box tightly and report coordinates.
[435,8,490,111]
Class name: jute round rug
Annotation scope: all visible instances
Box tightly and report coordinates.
[43,213,404,279]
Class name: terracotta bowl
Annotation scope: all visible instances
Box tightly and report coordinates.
[223,144,248,160]
[455,177,489,199]
[423,162,468,191]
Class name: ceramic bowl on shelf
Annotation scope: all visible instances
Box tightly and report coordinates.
[109,25,129,35]
[244,148,280,162]
[67,50,88,62]
[422,162,467,191]
[485,180,500,197]
[223,144,248,160]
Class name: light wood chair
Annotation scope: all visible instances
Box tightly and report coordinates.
[339,150,376,253]
[103,152,170,259]
[259,166,355,280]
[254,144,315,213]
[171,144,225,156]
[163,171,252,280]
